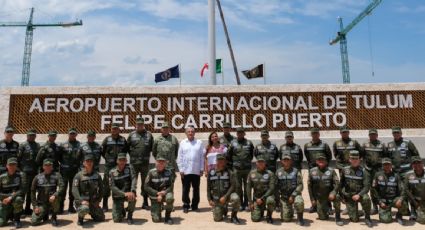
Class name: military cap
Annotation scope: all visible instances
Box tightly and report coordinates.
[156,157,167,161]
[316,154,327,160]
[381,158,392,165]
[349,150,360,159]
[368,128,378,135]
[256,155,266,162]
[340,126,350,132]
[43,159,53,165]
[411,156,422,164]
[5,126,15,132]
[136,117,145,124]
[117,153,127,160]
[216,154,226,160]
[68,127,78,134]
[310,127,320,133]
[87,130,96,136]
[281,153,292,160]
[236,127,245,132]
[48,130,58,136]
[285,131,294,137]
[111,123,120,128]
[261,130,269,136]
[161,122,170,128]
[392,126,402,133]
[7,157,17,164]
[27,129,37,135]
[223,122,231,128]
[84,154,94,161]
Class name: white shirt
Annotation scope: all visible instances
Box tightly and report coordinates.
[177,138,206,175]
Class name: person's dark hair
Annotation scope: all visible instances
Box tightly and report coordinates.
[207,131,218,152]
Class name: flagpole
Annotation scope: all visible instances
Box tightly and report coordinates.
[263,62,266,85]
[208,0,217,85]
[179,64,182,87]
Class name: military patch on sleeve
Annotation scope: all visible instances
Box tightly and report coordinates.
[378,175,384,181]
[251,173,256,179]
[263,174,269,180]
[389,176,396,182]
[325,171,331,176]
[344,169,351,175]
[311,170,317,176]
[356,170,363,177]
[74,179,79,187]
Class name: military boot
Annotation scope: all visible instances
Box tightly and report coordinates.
[230,211,240,224]
[308,205,317,213]
[364,214,373,227]
[164,211,173,225]
[68,199,76,213]
[102,198,108,212]
[14,213,22,228]
[142,195,149,210]
[77,217,84,226]
[266,211,273,224]
[127,212,134,225]
[335,212,344,226]
[296,213,305,226]
[51,213,59,226]
[410,207,417,221]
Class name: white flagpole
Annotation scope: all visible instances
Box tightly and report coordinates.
[208,0,217,85]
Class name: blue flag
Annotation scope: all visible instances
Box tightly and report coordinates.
[155,65,180,83]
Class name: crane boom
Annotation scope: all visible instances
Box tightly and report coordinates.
[0,7,82,86]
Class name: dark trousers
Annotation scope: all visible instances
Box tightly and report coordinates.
[181,174,200,209]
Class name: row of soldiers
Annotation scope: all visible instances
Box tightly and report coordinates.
[0,119,424,227]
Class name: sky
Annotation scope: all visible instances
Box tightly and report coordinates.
[0,0,424,86]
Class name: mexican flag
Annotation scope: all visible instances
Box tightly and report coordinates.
[201,59,222,77]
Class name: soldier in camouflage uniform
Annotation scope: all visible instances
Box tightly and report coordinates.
[77,130,102,172]
[387,126,419,218]
[144,157,175,224]
[17,129,40,215]
[275,153,304,225]
[279,131,303,171]
[247,156,275,223]
[152,122,179,173]
[58,128,80,213]
[72,155,104,226]
[340,151,372,227]
[0,126,19,175]
[127,117,154,209]
[227,127,254,211]
[207,154,240,224]
[254,130,279,173]
[333,126,362,173]
[30,159,64,226]
[304,128,332,213]
[308,154,343,226]
[109,153,137,224]
[101,123,128,211]
[0,158,26,228]
[219,122,235,148]
[36,131,60,172]
[362,128,387,214]
[371,158,405,225]
[404,156,425,224]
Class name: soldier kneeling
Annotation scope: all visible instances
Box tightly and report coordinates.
[144,157,175,224]
[72,155,105,226]
[109,153,137,224]
[207,154,241,224]
[405,156,425,225]
[31,159,64,226]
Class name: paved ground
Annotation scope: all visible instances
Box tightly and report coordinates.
[4,169,425,230]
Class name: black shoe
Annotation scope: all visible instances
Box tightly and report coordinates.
[51,214,59,227]
[183,207,189,213]
[231,211,240,224]
[365,215,373,228]
[308,205,317,213]
[335,213,344,226]
[13,213,22,228]
[165,211,173,225]
[68,206,76,214]
[266,211,273,224]
[77,217,84,226]
[127,213,134,225]
[296,213,305,226]
[102,199,108,212]
[142,202,149,210]
[396,213,404,226]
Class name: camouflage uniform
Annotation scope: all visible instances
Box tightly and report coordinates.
[30,161,64,226]
[304,140,332,169]
[275,158,304,222]
[308,163,342,221]
[371,160,406,224]
[220,134,235,149]
[127,127,154,205]
[17,133,40,214]
[254,141,279,173]
[72,162,104,223]
[333,138,362,171]
[404,157,425,224]
[340,152,372,223]
[109,157,137,223]
[246,161,275,222]
[0,158,26,227]
[279,143,303,171]
[0,139,19,175]
[207,161,240,222]
[227,134,254,209]
[36,139,60,172]
[387,138,419,177]
[58,136,81,212]
[78,141,102,172]
[152,134,179,172]
[144,166,175,223]
[101,134,128,206]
